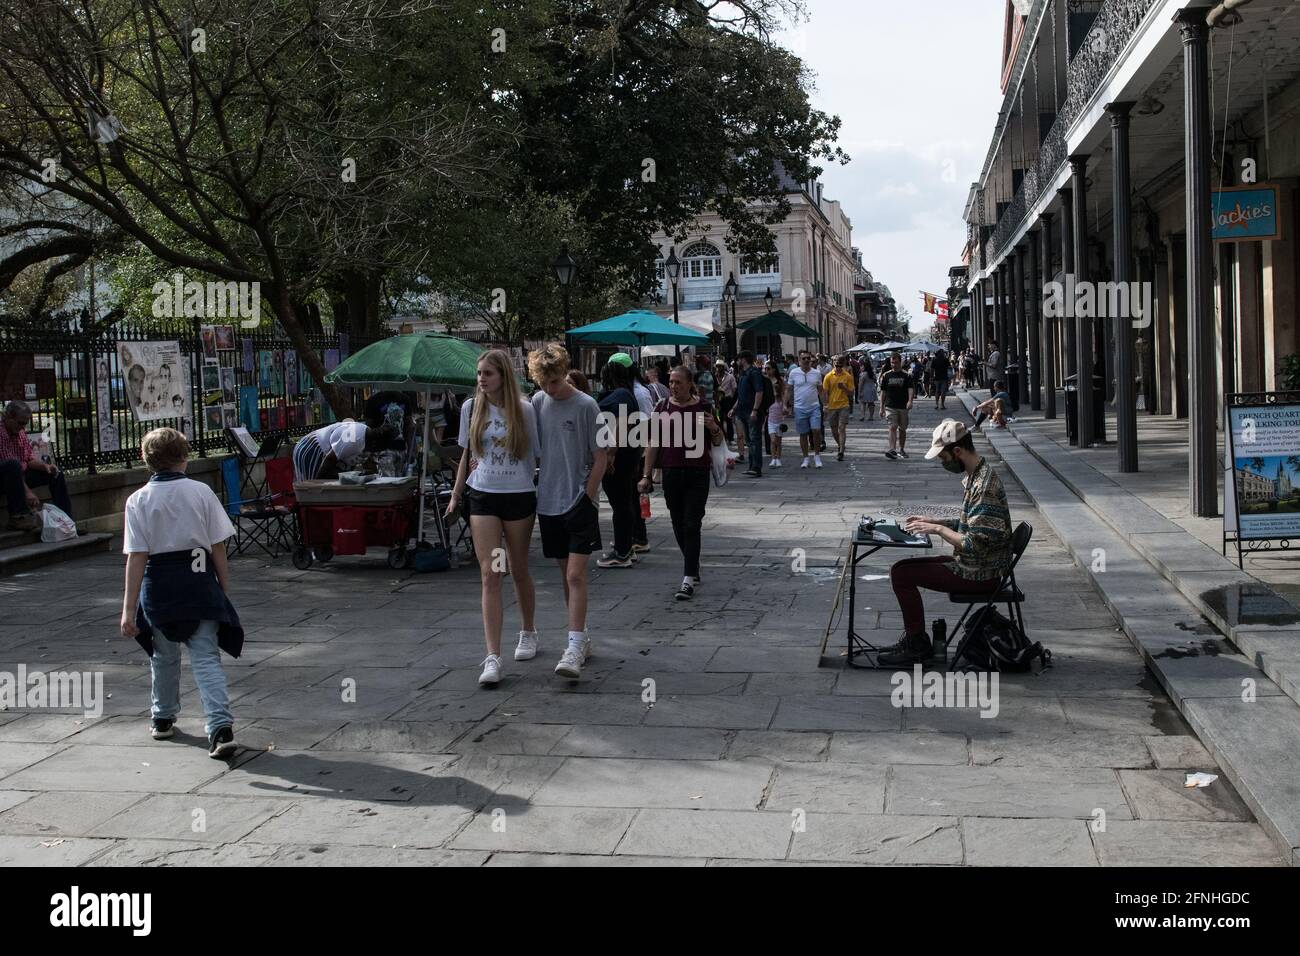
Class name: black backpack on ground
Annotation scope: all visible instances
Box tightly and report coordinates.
[952,606,1051,672]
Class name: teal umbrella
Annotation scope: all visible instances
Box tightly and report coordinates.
[566,310,710,347]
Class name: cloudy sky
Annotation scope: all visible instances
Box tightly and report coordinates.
[775,0,1007,329]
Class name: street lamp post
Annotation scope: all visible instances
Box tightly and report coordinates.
[723,272,738,363]
[553,243,576,361]
[665,246,681,362]
[764,286,774,358]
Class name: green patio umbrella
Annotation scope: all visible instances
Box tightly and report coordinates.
[738,309,820,339]
[324,331,484,390]
[323,331,529,549]
[566,309,710,347]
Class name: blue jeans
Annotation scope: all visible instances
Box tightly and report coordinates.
[746,415,765,474]
[150,620,232,736]
[1,459,73,517]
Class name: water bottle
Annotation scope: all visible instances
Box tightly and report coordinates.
[640,494,652,519]
[931,618,948,662]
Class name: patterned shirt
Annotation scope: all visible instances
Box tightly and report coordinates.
[945,457,1011,581]
[0,427,32,471]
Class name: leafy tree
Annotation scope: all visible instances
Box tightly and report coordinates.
[0,0,844,413]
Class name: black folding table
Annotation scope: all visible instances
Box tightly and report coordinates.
[845,523,932,668]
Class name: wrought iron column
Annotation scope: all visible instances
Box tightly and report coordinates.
[1002,261,1016,366]
[1014,244,1029,408]
[1027,232,1042,412]
[1071,155,1095,447]
[1109,101,1138,471]
[992,264,1003,354]
[1040,214,1056,418]
[1179,10,1218,517]
[1059,187,1077,384]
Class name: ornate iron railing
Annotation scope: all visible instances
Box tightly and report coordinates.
[985,0,1159,267]
[0,311,377,473]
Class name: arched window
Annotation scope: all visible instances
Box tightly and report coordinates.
[682,241,722,279]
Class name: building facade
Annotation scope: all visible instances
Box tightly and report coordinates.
[650,173,867,357]
[963,0,1300,516]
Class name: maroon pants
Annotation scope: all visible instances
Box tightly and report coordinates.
[890,556,999,634]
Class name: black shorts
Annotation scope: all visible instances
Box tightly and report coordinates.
[538,495,601,559]
[466,489,537,522]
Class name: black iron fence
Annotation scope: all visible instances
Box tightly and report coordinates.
[0,311,376,474]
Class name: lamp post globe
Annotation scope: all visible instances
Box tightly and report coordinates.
[554,243,576,359]
[724,272,738,363]
[665,247,682,360]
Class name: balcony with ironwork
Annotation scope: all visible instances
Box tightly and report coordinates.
[976,0,1160,273]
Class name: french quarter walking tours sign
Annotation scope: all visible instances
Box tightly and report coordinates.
[1224,393,1300,568]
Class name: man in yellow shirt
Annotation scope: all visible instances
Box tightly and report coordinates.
[822,355,856,462]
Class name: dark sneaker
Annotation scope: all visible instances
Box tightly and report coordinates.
[877,632,933,667]
[885,450,899,460]
[897,449,909,459]
[836,451,844,461]
[596,549,634,568]
[150,718,175,740]
[207,725,236,759]
[631,542,651,554]
[675,582,695,601]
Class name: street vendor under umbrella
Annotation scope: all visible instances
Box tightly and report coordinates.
[292,420,397,482]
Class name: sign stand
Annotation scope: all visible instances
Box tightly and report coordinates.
[1224,390,1300,569]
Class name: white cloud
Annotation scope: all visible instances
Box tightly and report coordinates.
[776,0,1006,299]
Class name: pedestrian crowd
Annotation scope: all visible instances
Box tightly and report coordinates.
[112,338,1016,754]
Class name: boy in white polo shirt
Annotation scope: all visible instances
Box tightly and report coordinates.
[120,428,244,758]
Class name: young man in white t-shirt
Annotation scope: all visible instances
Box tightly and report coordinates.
[121,428,242,758]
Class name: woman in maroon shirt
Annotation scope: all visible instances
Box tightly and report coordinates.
[638,366,722,601]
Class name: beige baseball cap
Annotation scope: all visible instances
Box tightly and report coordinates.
[925,418,969,460]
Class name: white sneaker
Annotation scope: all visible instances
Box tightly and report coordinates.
[478,655,502,686]
[800,457,809,469]
[555,639,590,679]
[813,454,824,468]
[514,631,539,661]
[773,459,782,468]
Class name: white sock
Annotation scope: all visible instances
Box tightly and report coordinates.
[682,576,693,587]
[567,630,586,645]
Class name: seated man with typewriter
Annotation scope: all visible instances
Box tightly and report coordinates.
[877,419,1012,666]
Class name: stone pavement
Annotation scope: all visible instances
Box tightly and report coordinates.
[0,393,1286,866]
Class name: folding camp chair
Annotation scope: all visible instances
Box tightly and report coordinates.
[219,456,293,557]
[947,521,1032,658]
[263,455,299,545]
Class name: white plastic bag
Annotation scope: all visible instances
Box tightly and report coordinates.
[40,504,77,543]
[710,440,731,488]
